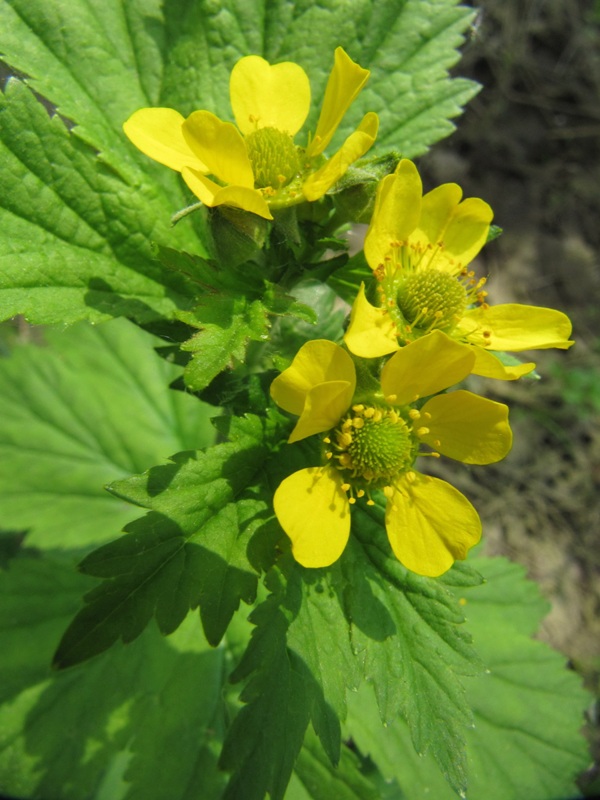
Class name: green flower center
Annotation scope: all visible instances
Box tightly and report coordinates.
[397,269,467,332]
[245,127,301,189]
[332,405,416,487]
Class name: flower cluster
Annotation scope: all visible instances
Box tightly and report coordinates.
[267,161,573,576]
[124,49,574,578]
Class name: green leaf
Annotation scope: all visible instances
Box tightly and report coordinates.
[346,557,590,800]
[347,1,479,158]
[53,415,271,667]
[0,318,215,552]
[0,553,227,800]
[335,503,483,796]
[1,0,476,326]
[179,296,271,391]
[221,555,362,800]
[154,246,318,391]
[326,251,373,307]
[0,78,204,325]
[267,279,346,369]
[287,727,380,800]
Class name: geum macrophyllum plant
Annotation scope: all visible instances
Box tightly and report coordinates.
[270,330,512,577]
[344,159,574,379]
[123,47,378,220]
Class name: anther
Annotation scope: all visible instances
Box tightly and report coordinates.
[341,483,351,492]
[409,409,421,420]
[416,427,430,436]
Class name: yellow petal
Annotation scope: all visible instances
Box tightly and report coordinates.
[462,304,574,352]
[470,346,535,381]
[230,55,310,136]
[274,467,351,567]
[307,47,370,158]
[288,381,353,443]
[410,184,493,273]
[420,390,512,464]
[182,110,254,187]
[385,474,481,577]
[181,168,273,219]
[123,108,207,172]
[344,282,399,357]
[364,159,422,271]
[381,330,475,405]
[302,112,378,201]
[270,339,356,415]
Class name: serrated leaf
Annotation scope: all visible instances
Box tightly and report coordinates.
[338,503,484,796]
[0,318,215,552]
[0,553,227,800]
[179,296,271,391]
[346,557,590,800]
[1,0,476,326]
[0,78,204,325]
[221,555,361,800]
[53,415,270,667]
[154,246,318,391]
[352,0,479,157]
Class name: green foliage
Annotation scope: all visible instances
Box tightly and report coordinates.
[0,0,477,331]
[339,509,484,796]
[0,77,201,326]
[0,318,590,800]
[149,245,318,391]
[53,414,272,666]
[0,319,215,553]
[552,357,600,415]
[0,554,227,800]
[345,557,590,800]
[0,2,590,799]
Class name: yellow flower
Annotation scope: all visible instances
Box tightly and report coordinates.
[270,331,512,576]
[123,48,378,220]
[344,159,574,379]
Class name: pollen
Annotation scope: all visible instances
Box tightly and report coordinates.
[245,126,301,189]
[332,405,417,491]
[397,268,467,333]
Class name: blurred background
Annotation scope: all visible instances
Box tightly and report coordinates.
[420,0,600,791]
